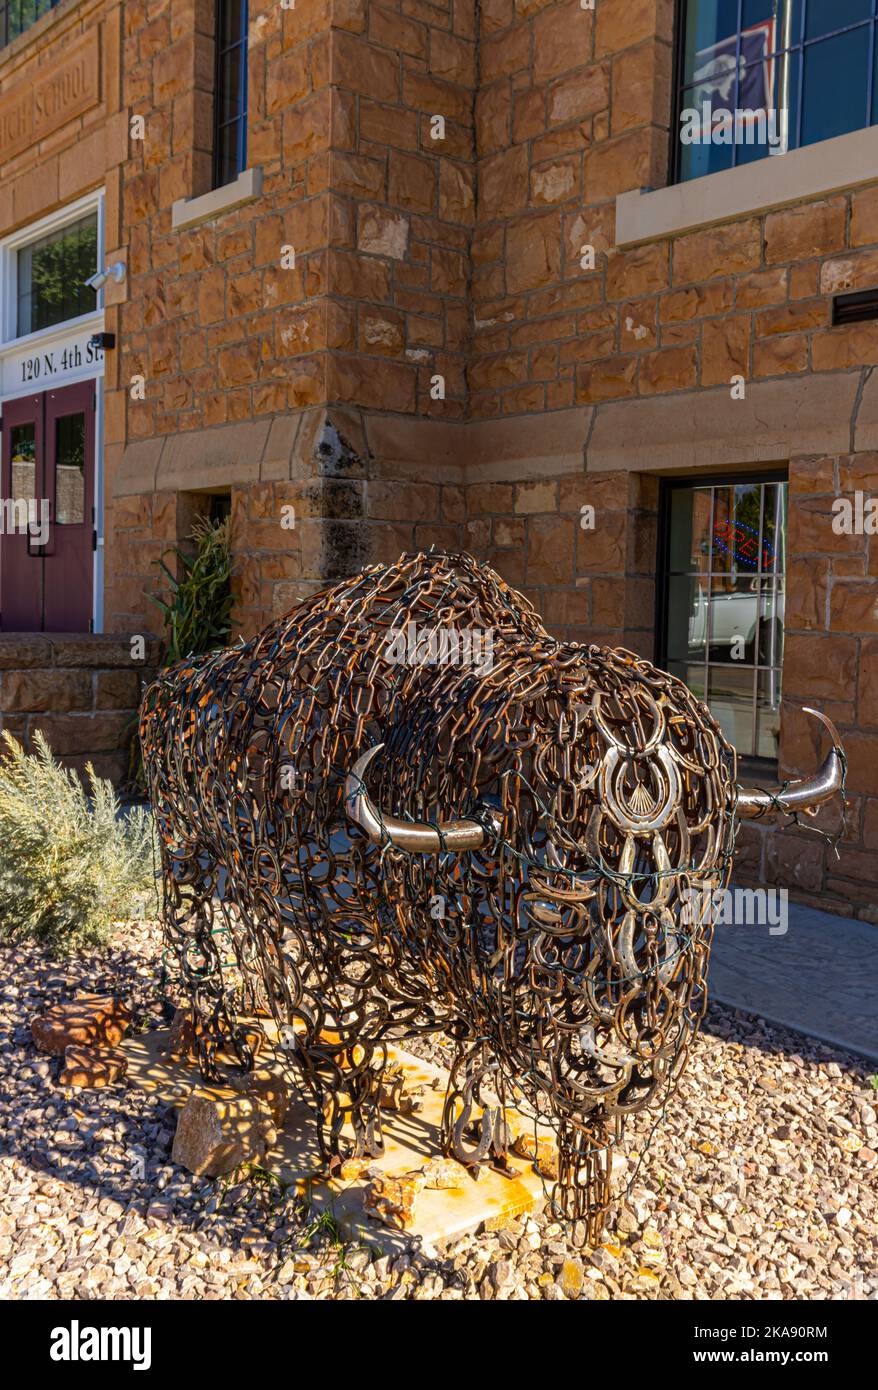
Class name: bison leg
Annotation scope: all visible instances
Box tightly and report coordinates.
[293,1029,386,1176]
[553,1113,613,1246]
[158,845,240,1081]
[347,1040,387,1161]
[440,1043,510,1175]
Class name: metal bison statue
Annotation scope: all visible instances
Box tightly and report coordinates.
[140,550,843,1237]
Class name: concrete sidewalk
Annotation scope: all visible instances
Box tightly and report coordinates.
[709,889,878,1062]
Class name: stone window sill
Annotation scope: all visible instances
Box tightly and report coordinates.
[171,167,263,232]
[615,126,878,247]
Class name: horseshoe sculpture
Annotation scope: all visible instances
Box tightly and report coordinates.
[140,551,844,1239]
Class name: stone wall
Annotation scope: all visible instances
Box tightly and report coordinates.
[0,633,160,784]
[0,0,125,235]
[461,467,658,651]
[470,0,878,416]
[108,0,478,632]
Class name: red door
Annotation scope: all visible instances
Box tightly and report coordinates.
[0,381,95,632]
[0,393,44,631]
[43,382,95,632]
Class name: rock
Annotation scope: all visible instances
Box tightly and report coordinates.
[559,1258,585,1298]
[165,1006,198,1059]
[616,1205,639,1235]
[420,1158,468,1190]
[511,1132,559,1180]
[31,995,131,1055]
[228,1069,288,1127]
[339,1157,373,1182]
[363,1172,426,1230]
[171,1090,276,1177]
[589,1245,619,1270]
[164,1008,263,1063]
[489,1258,515,1289]
[58,1045,128,1089]
[378,1066,423,1114]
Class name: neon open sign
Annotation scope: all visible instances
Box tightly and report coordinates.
[712,519,774,570]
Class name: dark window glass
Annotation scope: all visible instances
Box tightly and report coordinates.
[9,422,36,509]
[1,0,59,50]
[674,1,878,182]
[54,412,86,525]
[662,478,787,762]
[804,0,871,39]
[213,0,248,189]
[16,214,98,338]
[801,28,871,145]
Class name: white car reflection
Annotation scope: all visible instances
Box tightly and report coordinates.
[688,576,784,664]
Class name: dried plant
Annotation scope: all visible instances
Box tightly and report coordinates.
[0,731,157,952]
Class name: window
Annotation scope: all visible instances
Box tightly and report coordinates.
[674,1,878,183]
[54,411,86,525]
[16,213,98,338]
[0,0,59,50]
[213,0,249,189]
[659,475,787,764]
[9,421,36,508]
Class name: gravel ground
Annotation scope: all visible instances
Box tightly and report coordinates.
[1,922,876,1301]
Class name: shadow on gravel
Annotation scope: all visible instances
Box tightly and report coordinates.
[701,998,875,1082]
[0,934,356,1280]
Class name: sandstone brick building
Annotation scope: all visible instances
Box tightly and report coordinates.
[0,0,876,916]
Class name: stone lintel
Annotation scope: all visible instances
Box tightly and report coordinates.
[364,414,467,483]
[586,372,862,473]
[851,368,878,452]
[465,408,592,482]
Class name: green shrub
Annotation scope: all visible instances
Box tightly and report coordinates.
[125,513,234,793]
[0,731,157,952]
[148,513,234,665]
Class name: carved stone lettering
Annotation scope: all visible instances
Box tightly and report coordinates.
[0,31,99,164]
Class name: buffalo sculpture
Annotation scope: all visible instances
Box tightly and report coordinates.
[140,550,843,1237]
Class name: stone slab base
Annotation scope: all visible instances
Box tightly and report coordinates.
[120,1025,553,1254]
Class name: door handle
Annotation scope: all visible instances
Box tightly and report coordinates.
[41,497,54,556]
[26,498,52,556]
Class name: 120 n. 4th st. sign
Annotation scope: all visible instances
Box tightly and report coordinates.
[0,319,105,398]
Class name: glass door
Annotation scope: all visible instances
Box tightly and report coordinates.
[0,393,44,631]
[661,474,788,764]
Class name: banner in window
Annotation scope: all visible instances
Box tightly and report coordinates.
[683,20,778,143]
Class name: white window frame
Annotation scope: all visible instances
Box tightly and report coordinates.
[0,189,105,349]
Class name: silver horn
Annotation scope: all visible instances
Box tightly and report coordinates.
[345,744,499,852]
[736,708,845,820]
